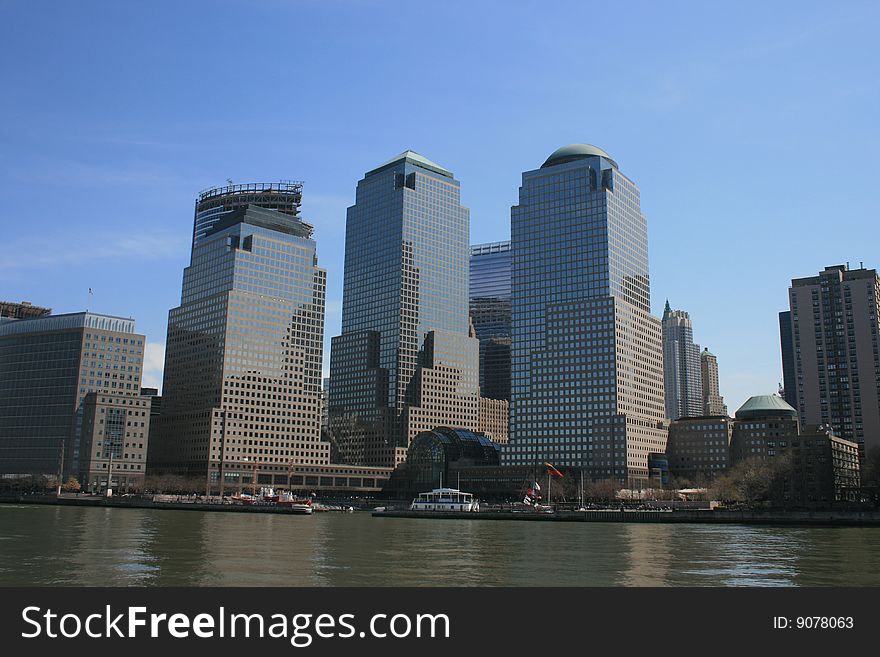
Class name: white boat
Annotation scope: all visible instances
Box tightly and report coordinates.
[410,487,480,512]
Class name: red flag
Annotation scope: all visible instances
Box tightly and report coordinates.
[544,462,564,478]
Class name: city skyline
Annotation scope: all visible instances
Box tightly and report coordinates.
[2,1,879,416]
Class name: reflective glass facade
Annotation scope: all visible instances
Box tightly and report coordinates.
[397,426,501,495]
[152,204,327,490]
[778,310,797,409]
[470,241,511,401]
[504,146,666,483]
[329,152,482,466]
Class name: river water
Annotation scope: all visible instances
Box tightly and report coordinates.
[1,505,879,586]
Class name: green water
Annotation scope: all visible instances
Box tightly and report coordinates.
[1,505,879,586]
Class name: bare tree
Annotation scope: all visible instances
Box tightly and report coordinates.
[584,478,619,503]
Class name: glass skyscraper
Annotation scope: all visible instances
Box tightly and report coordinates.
[662,301,703,420]
[503,144,667,484]
[329,151,482,466]
[470,241,511,401]
[778,310,798,409]
[151,198,327,492]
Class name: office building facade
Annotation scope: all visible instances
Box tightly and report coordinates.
[470,241,512,401]
[328,151,484,467]
[700,347,728,416]
[0,312,146,481]
[479,395,509,445]
[662,302,703,420]
[81,391,152,492]
[151,199,328,492]
[504,144,667,484]
[784,264,880,451]
[666,415,733,483]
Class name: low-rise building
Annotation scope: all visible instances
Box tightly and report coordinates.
[666,415,733,484]
[0,312,146,482]
[730,395,860,504]
[81,392,152,492]
[385,427,502,498]
[783,425,860,504]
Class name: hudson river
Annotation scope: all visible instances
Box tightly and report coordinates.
[2,505,879,586]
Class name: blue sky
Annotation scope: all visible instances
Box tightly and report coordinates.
[1,0,878,412]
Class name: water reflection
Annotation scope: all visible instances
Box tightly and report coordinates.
[2,506,880,586]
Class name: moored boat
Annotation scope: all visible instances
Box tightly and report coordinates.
[410,487,479,512]
[228,488,312,514]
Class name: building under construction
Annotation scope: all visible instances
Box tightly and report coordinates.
[192,181,310,247]
[0,301,51,320]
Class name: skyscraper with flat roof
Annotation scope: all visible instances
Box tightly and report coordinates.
[503,144,667,484]
[150,197,328,492]
[784,264,880,451]
[662,301,703,420]
[778,310,798,408]
[470,241,511,401]
[0,312,146,482]
[328,151,483,466]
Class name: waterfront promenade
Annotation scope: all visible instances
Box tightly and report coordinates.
[4,494,880,526]
[373,507,880,526]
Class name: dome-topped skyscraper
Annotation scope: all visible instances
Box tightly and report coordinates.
[504,143,666,484]
[541,143,618,169]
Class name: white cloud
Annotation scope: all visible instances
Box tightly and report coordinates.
[142,342,166,392]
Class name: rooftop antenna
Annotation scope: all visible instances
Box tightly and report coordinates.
[87,287,93,312]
